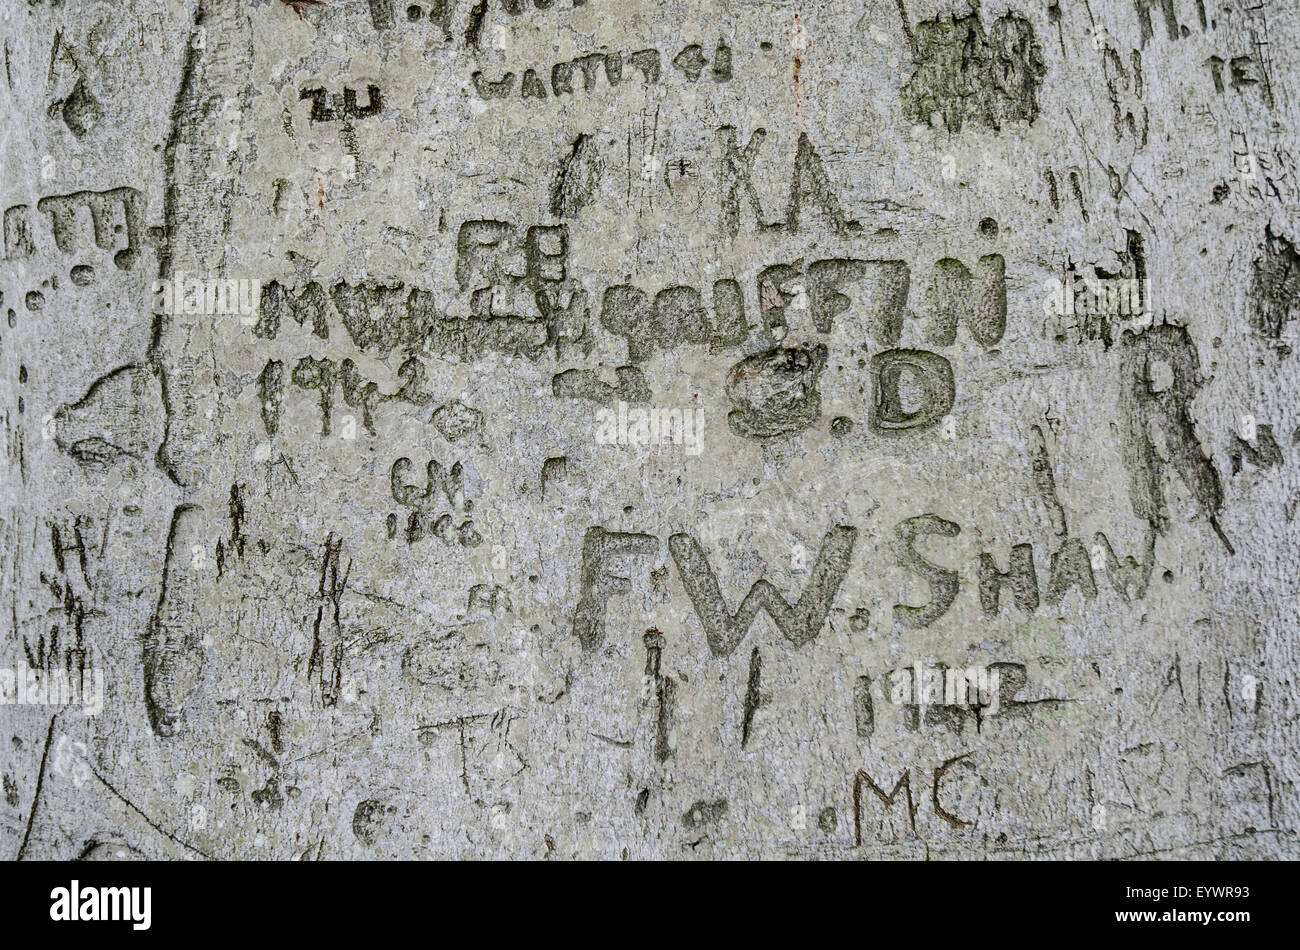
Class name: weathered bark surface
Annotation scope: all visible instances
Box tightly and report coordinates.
[1,0,1296,859]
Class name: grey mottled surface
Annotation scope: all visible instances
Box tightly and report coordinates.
[1,0,1297,859]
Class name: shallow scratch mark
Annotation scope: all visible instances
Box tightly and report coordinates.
[15,715,57,861]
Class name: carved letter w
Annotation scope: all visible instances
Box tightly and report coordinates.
[668,525,858,657]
